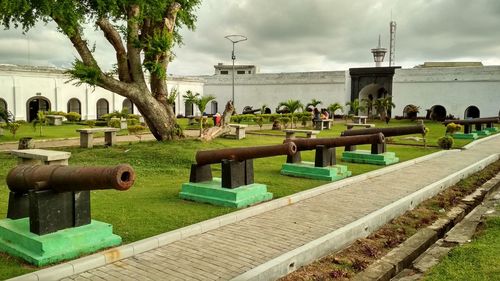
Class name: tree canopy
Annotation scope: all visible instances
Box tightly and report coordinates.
[0,0,202,140]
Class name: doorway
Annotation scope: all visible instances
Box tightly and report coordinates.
[27,97,50,122]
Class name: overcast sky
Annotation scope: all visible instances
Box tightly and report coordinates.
[1,0,499,75]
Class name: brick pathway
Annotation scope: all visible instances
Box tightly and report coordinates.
[54,136,500,281]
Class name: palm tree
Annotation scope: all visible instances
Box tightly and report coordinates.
[278,99,304,128]
[374,96,395,121]
[345,99,365,115]
[305,98,322,111]
[327,102,344,120]
[193,95,216,136]
[361,98,374,118]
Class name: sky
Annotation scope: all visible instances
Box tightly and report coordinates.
[0,0,499,75]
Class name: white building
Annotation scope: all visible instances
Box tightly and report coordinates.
[0,63,499,122]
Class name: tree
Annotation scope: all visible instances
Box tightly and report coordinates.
[0,1,201,141]
[277,100,303,129]
[305,98,322,111]
[374,96,396,121]
[361,98,374,118]
[345,99,365,116]
[183,91,215,136]
[327,102,344,119]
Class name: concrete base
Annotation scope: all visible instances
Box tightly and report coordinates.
[471,130,491,137]
[280,162,351,181]
[341,150,399,166]
[452,132,479,140]
[0,218,121,266]
[180,178,273,208]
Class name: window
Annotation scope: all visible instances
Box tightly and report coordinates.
[237,70,245,74]
[0,98,7,122]
[220,70,229,75]
[122,98,134,114]
[67,98,81,114]
[96,99,109,119]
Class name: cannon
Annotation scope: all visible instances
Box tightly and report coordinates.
[191,143,297,188]
[6,164,135,235]
[340,124,426,153]
[443,117,499,134]
[242,106,261,115]
[284,133,385,167]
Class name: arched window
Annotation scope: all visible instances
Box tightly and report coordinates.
[429,105,447,121]
[26,97,51,122]
[0,98,7,122]
[96,99,109,119]
[464,106,480,119]
[67,98,81,114]
[122,98,134,114]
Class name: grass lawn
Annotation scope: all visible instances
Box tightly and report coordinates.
[0,133,439,279]
[423,215,500,281]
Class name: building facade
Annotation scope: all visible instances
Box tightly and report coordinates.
[0,63,498,121]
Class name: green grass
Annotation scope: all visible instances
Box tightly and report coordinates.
[424,215,500,281]
[0,134,439,278]
[0,123,130,143]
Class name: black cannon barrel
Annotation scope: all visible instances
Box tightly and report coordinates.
[443,117,499,125]
[285,133,385,151]
[196,143,297,165]
[7,164,135,193]
[341,124,426,137]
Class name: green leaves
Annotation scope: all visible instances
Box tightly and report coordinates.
[66,60,101,86]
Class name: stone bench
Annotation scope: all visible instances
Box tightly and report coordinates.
[313,119,333,130]
[284,129,320,139]
[352,115,368,124]
[46,115,64,126]
[345,123,375,129]
[228,124,248,140]
[76,127,119,148]
[11,149,71,165]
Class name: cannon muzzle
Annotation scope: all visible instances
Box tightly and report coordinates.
[341,124,426,137]
[196,143,297,166]
[7,164,135,193]
[443,117,499,125]
[285,133,385,151]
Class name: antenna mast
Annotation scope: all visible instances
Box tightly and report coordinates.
[389,20,396,66]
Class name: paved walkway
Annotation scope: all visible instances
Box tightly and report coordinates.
[38,135,498,281]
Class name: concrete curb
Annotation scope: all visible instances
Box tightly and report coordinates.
[230,153,499,281]
[9,150,454,281]
[462,131,500,149]
[356,172,500,281]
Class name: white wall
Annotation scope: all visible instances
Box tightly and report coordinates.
[393,66,500,118]
[204,71,347,114]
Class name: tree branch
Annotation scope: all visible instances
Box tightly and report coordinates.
[96,17,131,82]
[126,4,146,87]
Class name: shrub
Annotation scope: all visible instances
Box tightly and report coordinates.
[127,118,140,126]
[445,123,462,135]
[47,110,66,116]
[127,125,146,141]
[8,122,21,138]
[254,116,264,130]
[127,114,141,120]
[108,118,121,128]
[65,112,81,122]
[438,136,454,149]
[300,115,310,127]
[86,120,96,128]
[279,117,290,129]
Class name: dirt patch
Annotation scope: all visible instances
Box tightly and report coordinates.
[280,160,500,281]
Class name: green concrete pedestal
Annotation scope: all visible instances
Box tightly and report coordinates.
[280,162,351,181]
[0,218,121,266]
[484,127,498,133]
[180,178,273,208]
[472,130,491,137]
[342,150,399,165]
[452,132,479,140]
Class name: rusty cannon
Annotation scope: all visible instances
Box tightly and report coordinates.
[190,143,297,188]
[283,133,385,168]
[443,117,499,134]
[340,124,427,153]
[6,164,135,235]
